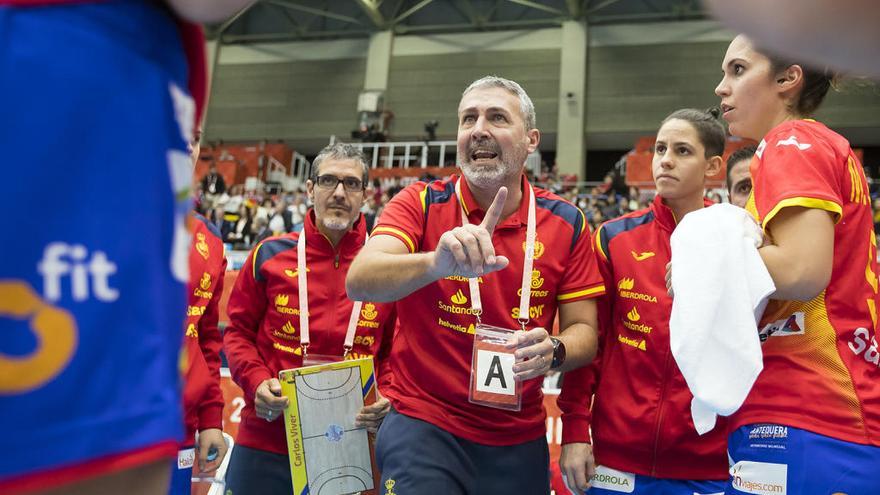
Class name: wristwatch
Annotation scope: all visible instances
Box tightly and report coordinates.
[549,336,566,369]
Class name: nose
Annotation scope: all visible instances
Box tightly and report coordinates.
[715,76,729,98]
[659,149,674,169]
[331,180,347,197]
[471,115,490,140]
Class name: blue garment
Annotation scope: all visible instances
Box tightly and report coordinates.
[167,447,195,495]
[726,423,880,495]
[223,444,292,495]
[586,469,724,494]
[376,408,551,495]
[0,0,193,486]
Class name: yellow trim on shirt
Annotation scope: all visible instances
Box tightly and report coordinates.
[420,187,428,214]
[558,284,605,301]
[251,242,264,280]
[371,226,416,253]
[762,197,843,230]
[594,227,608,260]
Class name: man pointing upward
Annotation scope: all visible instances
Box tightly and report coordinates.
[347,76,605,494]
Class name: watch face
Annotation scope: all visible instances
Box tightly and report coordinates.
[551,337,565,368]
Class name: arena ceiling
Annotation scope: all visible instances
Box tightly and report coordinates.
[211,0,707,43]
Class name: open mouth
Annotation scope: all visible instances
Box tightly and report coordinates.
[470,149,499,161]
[720,104,734,117]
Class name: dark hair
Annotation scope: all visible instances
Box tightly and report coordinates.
[310,142,369,186]
[660,108,727,158]
[765,54,835,116]
[726,145,756,185]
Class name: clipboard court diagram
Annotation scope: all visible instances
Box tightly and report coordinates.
[281,358,378,495]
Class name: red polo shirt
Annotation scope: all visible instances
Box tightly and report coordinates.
[372,174,604,445]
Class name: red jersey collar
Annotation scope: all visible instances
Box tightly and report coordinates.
[305,208,366,251]
[650,194,713,231]
[456,173,531,229]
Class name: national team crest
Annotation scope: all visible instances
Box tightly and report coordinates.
[195,232,209,259]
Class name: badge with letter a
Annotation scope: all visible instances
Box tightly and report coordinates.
[469,323,521,411]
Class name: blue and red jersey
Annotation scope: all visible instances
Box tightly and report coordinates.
[0,1,206,491]
[741,119,880,445]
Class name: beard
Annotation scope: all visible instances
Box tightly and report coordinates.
[321,214,353,232]
[457,138,528,189]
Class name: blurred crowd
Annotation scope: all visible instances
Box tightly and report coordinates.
[196,160,880,252]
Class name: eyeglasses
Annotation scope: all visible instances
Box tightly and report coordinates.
[315,174,364,192]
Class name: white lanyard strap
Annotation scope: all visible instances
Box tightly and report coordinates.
[296,227,366,357]
[455,178,537,329]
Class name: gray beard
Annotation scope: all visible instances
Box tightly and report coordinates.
[458,154,525,189]
[321,215,352,232]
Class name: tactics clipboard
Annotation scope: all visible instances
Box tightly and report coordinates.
[279,357,380,495]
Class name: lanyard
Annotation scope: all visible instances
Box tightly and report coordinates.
[296,227,366,358]
[454,178,537,330]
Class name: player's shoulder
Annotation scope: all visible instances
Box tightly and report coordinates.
[763,119,843,157]
[251,232,299,272]
[596,205,655,247]
[533,187,586,234]
[191,212,222,241]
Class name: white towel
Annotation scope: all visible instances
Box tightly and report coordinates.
[669,203,775,435]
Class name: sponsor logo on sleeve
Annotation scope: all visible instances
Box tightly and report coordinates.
[776,135,811,151]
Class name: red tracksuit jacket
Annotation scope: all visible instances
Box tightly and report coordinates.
[558,195,728,480]
[182,214,227,443]
[223,211,396,455]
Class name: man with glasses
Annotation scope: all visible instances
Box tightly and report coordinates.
[223,143,397,494]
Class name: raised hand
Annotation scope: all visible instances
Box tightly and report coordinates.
[430,186,511,279]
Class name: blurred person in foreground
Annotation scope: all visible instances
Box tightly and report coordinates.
[0,1,254,493]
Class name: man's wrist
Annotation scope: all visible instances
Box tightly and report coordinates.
[550,336,566,369]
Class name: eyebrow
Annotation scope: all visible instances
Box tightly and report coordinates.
[459,106,512,116]
[723,58,746,70]
[656,141,694,148]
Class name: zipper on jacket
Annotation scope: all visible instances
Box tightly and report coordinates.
[334,252,340,268]
[650,349,672,476]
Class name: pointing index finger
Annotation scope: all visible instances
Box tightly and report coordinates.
[480,186,508,234]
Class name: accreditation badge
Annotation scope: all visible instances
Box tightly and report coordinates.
[469,323,521,411]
